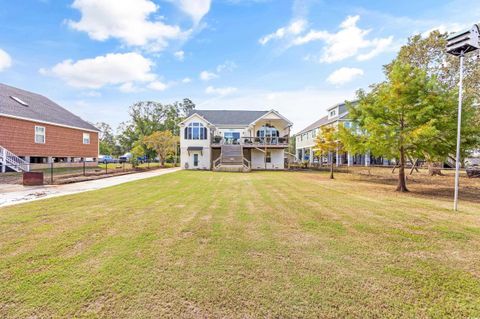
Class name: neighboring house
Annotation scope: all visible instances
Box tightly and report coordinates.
[179,109,292,171]
[0,83,99,172]
[295,101,390,166]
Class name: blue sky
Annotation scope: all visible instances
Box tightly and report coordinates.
[0,0,478,132]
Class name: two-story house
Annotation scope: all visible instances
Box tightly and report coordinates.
[179,109,292,171]
[296,101,390,167]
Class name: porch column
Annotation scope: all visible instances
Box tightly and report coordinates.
[309,147,314,164]
[336,149,340,167]
[48,156,53,164]
[347,152,352,167]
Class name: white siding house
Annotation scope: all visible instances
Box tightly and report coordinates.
[295,101,390,167]
[179,109,292,171]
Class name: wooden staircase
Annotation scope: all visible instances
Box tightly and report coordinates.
[213,144,251,172]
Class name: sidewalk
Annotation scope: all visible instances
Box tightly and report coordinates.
[0,167,181,208]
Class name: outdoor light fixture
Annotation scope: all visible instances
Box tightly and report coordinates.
[446,24,480,211]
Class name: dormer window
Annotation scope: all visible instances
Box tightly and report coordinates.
[185,122,207,140]
[10,96,29,107]
[330,110,336,117]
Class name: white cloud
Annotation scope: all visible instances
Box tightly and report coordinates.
[182,77,192,83]
[326,67,364,85]
[147,81,168,91]
[200,61,237,81]
[68,0,184,51]
[293,15,394,63]
[177,0,211,24]
[0,49,12,71]
[216,60,237,73]
[199,70,218,81]
[205,86,238,95]
[259,19,307,45]
[40,52,156,89]
[118,82,141,93]
[174,50,185,61]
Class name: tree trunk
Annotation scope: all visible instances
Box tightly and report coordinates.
[330,161,334,179]
[160,156,165,167]
[396,146,409,192]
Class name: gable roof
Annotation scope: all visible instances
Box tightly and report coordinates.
[187,110,270,126]
[297,115,329,135]
[0,83,99,132]
[296,101,356,135]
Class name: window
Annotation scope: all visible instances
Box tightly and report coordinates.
[83,133,90,144]
[266,151,272,163]
[185,122,207,140]
[256,124,279,138]
[330,110,337,117]
[224,132,241,144]
[193,154,199,167]
[35,126,45,144]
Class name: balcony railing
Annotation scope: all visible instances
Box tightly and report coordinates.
[212,136,289,147]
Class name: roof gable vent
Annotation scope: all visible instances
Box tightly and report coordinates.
[10,96,29,107]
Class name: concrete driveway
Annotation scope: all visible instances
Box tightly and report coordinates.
[0,167,181,208]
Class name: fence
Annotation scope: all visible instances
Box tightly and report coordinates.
[0,160,176,185]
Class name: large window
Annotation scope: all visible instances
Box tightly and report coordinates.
[35,126,45,144]
[83,133,90,144]
[256,124,279,138]
[184,122,207,140]
[224,132,240,144]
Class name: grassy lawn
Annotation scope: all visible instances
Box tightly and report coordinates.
[0,171,479,318]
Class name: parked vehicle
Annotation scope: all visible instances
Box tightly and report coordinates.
[98,155,117,164]
[119,153,132,163]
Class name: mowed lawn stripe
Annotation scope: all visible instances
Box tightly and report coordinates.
[0,170,479,318]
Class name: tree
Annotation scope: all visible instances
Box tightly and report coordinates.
[342,62,474,192]
[117,99,195,157]
[314,126,341,179]
[95,122,117,155]
[387,30,480,101]
[385,31,480,173]
[143,131,179,166]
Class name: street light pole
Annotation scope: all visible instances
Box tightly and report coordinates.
[446,23,480,211]
[453,51,464,211]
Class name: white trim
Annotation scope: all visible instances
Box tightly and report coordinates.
[179,113,214,127]
[34,125,46,144]
[248,109,293,127]
[0,113,100,133]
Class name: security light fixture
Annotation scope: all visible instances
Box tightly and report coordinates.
[446,24,480,211]
[447,24,480,56]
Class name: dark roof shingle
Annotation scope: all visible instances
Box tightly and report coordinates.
[188,110,269,126]
[0,83,99,131]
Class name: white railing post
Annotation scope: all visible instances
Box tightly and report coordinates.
[1,147,5,173]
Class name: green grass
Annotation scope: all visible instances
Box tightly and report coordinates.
[0,171,479,318]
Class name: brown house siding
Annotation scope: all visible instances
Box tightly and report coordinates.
[0,116,98,158]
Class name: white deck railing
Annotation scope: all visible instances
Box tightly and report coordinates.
[0,145,30,172]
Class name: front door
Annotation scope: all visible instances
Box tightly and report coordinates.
[193,154,199,167]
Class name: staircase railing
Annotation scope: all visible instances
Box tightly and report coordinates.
[0,145,30,172]
[242,157,251,172]
[213,156,222,170]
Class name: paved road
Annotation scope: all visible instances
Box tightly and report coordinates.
[0,167,181,208]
